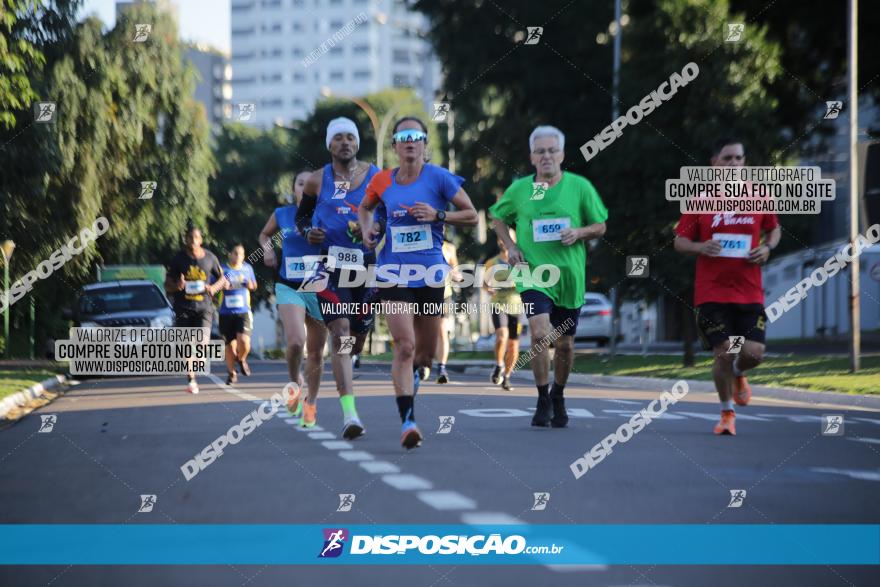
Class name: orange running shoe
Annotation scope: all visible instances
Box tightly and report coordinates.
[301,401,317,428]
[713,410,736,435]
[284,382,301,415]
[733,376,752,406]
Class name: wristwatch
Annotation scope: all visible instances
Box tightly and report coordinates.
[436,210,446,222]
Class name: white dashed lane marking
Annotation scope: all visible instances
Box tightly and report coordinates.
[416,490,477,510]
[321,440,353,450]
[337,451,373,462]
[359,461,400,474]
[382,474,433,490]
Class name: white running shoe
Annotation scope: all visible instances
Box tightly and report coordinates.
[342,416,365,440]
[187,379,199,394]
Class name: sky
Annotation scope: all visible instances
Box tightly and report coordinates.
[79,0,231,53]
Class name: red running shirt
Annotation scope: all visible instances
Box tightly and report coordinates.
[675,212,779,306]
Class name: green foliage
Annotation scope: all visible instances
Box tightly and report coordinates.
[0,0,81,129]
[413,0,787,301]
[0,3,213,342]
[290,88,437,171]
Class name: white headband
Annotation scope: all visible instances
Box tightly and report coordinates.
[326,117,360,150]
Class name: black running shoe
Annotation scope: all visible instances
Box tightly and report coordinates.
[226,371,237,385]
[501,376,514,391]
[436,368,449,384]
[550,394,569,428]
[490,365,502,385]
[531,396,552,427]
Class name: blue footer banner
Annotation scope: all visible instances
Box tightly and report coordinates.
[1,525,878,565]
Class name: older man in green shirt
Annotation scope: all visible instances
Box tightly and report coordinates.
[489,125,608,428]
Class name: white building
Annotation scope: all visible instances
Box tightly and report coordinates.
[184,44,233,127]
[230,0,440,126]
[761,240,880,340]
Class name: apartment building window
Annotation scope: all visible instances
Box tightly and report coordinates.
[393,74,410,87]
[292,21,304,32]
[233,51,256,60]
[392,49,410,64]
[329,46,343,56]
[261,23,283,33]
[292,72,305,82]
[330,20,344,29]
[262,98,283,107]
[292,47,304,57]
[353,70,370,80]
[352,44,369,54]
[330,71,344,81]
[231,2,255,12]
[292,97,304,106]
[261,0,282,6]
[233,76,257,84]
[232,26,256,36]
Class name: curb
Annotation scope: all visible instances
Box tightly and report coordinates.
[460,366,880,410]
[0,374,67,420]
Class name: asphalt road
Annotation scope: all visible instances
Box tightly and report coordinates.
[1,362,879,586]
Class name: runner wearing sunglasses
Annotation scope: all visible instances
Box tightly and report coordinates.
[359,117,479,449]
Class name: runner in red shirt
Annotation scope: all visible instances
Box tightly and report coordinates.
[674,139,781,435]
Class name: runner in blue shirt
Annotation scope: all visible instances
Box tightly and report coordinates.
[217,244,257,385]
[359,116,478,449]
[258,169,328,427]
[295,118,382,440]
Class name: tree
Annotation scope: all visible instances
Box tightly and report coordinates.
[414,0,786,304]
[0,3,214,353]
[0,0,81,129]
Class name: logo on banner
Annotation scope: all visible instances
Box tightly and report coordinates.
[319,528,348,558]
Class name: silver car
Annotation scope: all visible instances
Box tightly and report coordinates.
[574,292,613,345]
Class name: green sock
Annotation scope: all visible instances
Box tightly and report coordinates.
[339,395,357,419]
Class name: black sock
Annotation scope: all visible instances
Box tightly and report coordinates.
[551,382,565,397]
[537,383,550,398]
[396,395,414,423]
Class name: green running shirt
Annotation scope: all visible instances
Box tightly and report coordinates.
[489,172,608,309]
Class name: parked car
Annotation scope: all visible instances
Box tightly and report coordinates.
[63,280,174,328]
[574,292,613,345]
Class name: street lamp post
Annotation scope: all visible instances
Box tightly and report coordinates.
[2,239,15,358]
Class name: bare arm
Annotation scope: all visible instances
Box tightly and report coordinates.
[258,212,279,268]
[674,235,721,257]
[561,221,606,246]
[410,188,479,226]
[359,189,381,249]
[493,219,523,266]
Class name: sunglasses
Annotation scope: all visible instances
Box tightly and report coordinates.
[392,129,428,144]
